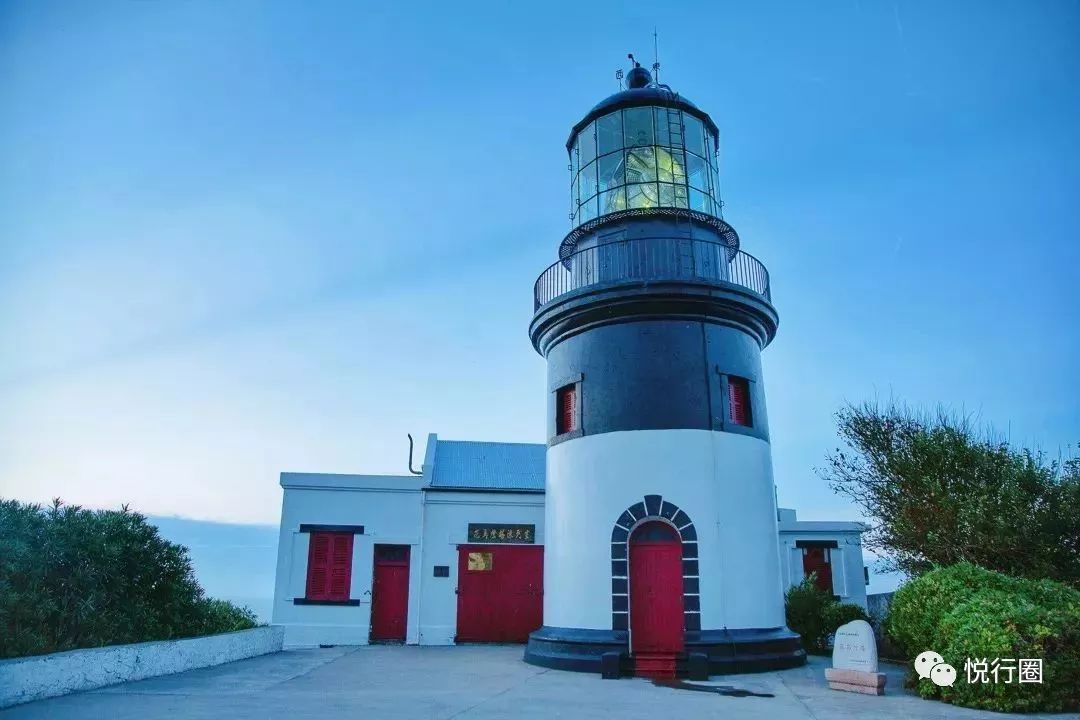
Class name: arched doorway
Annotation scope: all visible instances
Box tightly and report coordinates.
[629,520,684,674]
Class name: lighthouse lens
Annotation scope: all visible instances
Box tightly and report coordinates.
[570,107,719,227]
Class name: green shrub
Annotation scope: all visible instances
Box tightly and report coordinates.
[194,599,260,636]
[886,561,1018,658]
[823,601,872,636]
[0,498,258,659]
[887,563,1080,713]
[785,576,870,654]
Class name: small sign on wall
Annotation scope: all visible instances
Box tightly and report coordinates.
[467,523,535,544]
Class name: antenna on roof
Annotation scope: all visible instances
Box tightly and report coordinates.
[652,28,661,83]
[615,67,624,90]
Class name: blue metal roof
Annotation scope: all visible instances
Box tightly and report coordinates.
[429,440,545,491]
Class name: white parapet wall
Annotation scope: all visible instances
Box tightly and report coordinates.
[0,626,284,709]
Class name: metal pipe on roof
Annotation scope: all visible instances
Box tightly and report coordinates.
[407,434,423,475]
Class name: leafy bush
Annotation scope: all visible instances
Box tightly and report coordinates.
[820,401,1079,586]
[887,563,1080,712]
[785,576,870,654]
[0,498,258,659]
[886,561,1018,658]
[823,601,872,638]
[193,598,260,636]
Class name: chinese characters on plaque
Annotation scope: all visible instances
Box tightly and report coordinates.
[467,524,535,544]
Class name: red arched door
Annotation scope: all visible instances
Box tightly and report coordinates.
[629,521,684,656]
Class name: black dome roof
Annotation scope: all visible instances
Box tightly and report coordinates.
[566,84,720,152]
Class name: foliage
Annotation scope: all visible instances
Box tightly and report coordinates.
[887,563,1080,713]
[886,561,1017,657]
[819,401,1080,586]
[192,598,260,636]
[784,576,869,654]
[0,498,258,659]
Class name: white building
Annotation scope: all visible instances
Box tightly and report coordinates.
[272,434,866,651]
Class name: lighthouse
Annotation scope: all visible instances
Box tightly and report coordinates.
[523,62,805,677]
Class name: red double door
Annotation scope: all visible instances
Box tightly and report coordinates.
[802,547,834,594]
[456,544,543,643]
[370,545,410,642]
[630,522,685,655]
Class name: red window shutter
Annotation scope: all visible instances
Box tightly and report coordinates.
[728,377,751,426]
[306,533,332,600]
[306,532,353,601]
[328,533,353,601]
[557,385,577,434]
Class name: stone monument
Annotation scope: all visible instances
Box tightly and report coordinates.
[824,619,887,695]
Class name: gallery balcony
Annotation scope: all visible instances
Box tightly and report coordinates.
[532,236,772,312]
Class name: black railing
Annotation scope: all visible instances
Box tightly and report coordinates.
[534,237,771,310]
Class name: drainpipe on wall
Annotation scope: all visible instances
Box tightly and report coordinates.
[410,433,426,645]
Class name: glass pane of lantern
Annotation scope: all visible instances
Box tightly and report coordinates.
[626,182,659,209]
[674,184,689,208]
[579,160,597,204]
[580,195,598,223]
[658,182,676,206]
[656,146,684,183]
[654,107,671,147]
[597,111,623,156]
[599,187,626,216]
[578,122,596,165]
[689,188,708,213]
[623,107,654,148]
[625,147,657,184]
[598,152,624,193]
[684,114,706,157]
[687,152,708,191]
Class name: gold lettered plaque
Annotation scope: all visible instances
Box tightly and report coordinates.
[467,523,535,544]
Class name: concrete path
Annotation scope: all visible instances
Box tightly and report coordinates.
[1,645,1074,719]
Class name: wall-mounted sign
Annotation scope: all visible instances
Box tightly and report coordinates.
[467,523,536,544]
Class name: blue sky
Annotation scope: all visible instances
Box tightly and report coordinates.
[2,0,1077,552]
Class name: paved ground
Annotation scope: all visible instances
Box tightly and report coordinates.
[2,645,1075,720]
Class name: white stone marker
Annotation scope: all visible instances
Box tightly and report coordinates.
[824,620,887,695]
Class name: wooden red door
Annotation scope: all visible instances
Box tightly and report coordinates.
[802,547,833,594]
[370,545,410,642]
[456,545,543,642]
[629,522,684,654]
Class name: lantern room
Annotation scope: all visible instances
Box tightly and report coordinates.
[567,67,723,232]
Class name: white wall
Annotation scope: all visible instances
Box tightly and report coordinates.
[272,474,423,648]
[417,490,544,645]
[0,628,282,709]
[778,531,868,609]
[545,429,786,631]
